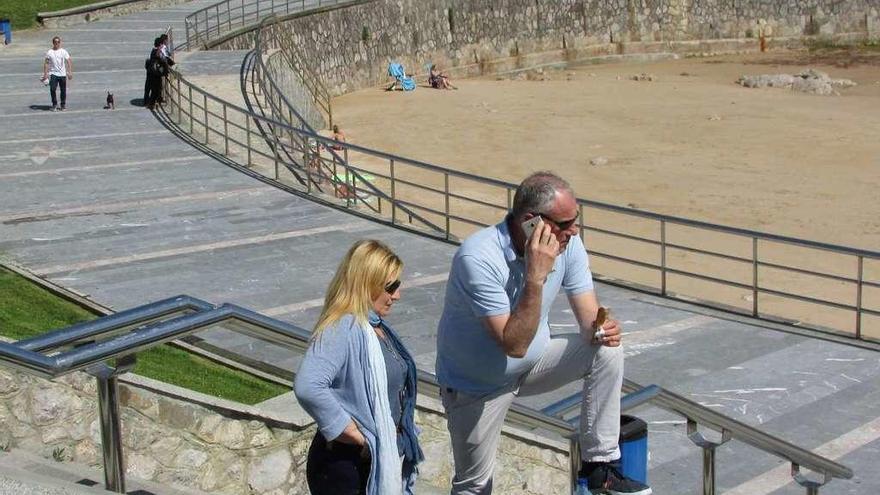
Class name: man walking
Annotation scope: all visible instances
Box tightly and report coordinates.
[436,171,651,495]
[42,36,73,111]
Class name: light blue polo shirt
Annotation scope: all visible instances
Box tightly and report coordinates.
[436,218,594,394]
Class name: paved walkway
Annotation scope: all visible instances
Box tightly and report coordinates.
[1,3,878,494]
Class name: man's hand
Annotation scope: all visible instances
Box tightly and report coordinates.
[525,222,558,284]
[593,317,621,347]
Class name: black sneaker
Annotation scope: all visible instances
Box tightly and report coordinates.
[581,461,652,495]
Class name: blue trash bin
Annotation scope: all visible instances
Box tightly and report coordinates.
[618,415,648,484]
[0,19,10,45]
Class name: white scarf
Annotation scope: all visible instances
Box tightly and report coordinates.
[363,322,403,495]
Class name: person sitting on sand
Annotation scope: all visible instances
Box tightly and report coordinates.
[428,64,457,90]
[331,124,346,151]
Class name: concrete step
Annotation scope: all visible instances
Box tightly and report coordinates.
[0,450,204,495]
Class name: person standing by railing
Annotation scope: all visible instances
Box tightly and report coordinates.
[145,37,173,110]
[295,240,424,495]
[436,171,652,495]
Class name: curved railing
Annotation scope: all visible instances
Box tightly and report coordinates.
[181,0,361,51]
[160,50,446,236]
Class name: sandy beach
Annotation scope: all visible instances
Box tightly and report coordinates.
[331,50,880,252]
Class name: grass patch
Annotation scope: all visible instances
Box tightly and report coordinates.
[805,37,880,53]
[0,267,289,405]
[0,0,104,31]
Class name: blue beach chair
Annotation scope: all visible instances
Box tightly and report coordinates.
[387,62,416,91]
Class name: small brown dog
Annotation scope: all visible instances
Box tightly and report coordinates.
[105,92,115,110]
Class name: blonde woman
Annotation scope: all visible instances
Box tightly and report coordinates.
[294,240,423,495]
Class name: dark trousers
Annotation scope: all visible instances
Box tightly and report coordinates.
[146,73,163,107]
[144,70,151,104]
[306,433,371,495]
[49,75,67,108]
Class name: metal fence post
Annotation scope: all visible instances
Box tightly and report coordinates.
[203,93,209,144]
[569,435,581,495]
[304,145,313,193]
[687,420,730,495]
[390,158,396,224]
[175,76,181,123]
[444,173,451,240]
[96,373,125,493]
[752,238,759,317]
[223,105,229,155]
[246,118,252,167]
[188,85,194,134]
[661,220,667,295]
[856,256,863,339]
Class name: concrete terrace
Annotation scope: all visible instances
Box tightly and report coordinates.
[1,2,879,494]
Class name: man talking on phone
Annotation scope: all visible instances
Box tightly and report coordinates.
[436,171,651,495]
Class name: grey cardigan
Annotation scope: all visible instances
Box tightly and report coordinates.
[294,314,418,495]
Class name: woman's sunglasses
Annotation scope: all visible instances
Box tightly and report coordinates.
[384,279,402,294]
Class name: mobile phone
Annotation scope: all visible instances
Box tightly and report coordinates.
[521,216,543,240]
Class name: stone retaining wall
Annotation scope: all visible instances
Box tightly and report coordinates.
[0,367,568,494]
[214,0,879,95]
[264,50,327,131]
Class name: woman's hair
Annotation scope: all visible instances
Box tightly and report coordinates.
[332,124,340,133]
[313,239,402,335]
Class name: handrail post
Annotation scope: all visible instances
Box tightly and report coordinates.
[96,373,125,493]
[305,143,313,193]
[701,443,717,495]
[855,256,863,339]
[273,135,280,180]
[752,237,759,317]
[246,118,252,167]
[568,434,581,495]
[223,104,229,155]
[687,420,730,495]
[93,356,135,494]
[792,463,832,495]
[203,93,209,144]
[390,158,397,224]
[188,85,194,134]
[660,219,667,295]
[175,76,181,123]
[444,173,451,240]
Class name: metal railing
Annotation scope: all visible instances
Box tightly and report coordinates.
[542,380,854,495]
[182,0,357,51]
[0,294,853,494]
[161,39,448,238]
